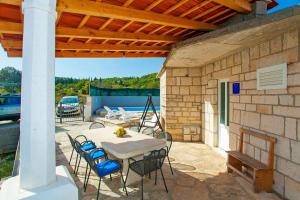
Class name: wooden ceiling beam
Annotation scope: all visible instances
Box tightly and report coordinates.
[203,8,230,22]
[163,0,190,14]
[149,25,166,35]
[179,0,212,17]
[114,0,136,34]
[0,0,20,6]
[118,21,133,32]
[133,0,168,33]
[56,27,180,42]
[0,21,181,42]
[134,23,151,33]
[192,5,222,20]
[162,27,178,36]
[57,0,216,30]
[211,0,252,13]
[56,12,62,25]
[0,0,251,14]
[173,29,189,36]
[68,15,90,43]
[0,21,22,34]
[123,0,135,7]
[78,15,90,28]
[145,0,165,11]
[1,40,171,51]
[99,18,113,30]
[212,12,236,24]
[7,50,168,58]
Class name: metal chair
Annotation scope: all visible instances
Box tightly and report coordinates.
[83,150,128,200]
[73,139,107,178]
[89,121,105,129]
[155,132,174,175]
[66,133,97,173]
[125,148,168,199]
[129,126,140,132]
[141,127,155,136]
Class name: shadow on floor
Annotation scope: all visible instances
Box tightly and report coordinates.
[55,134,280,200]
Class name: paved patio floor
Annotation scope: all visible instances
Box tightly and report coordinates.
[55,122,281,200]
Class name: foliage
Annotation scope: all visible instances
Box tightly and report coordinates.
[91,73,159,89]
[0,67,160,103]
[0,88,10,95]
[0,67,21,95]
[0,67,21,83]
[0,154,14,179]
[55,78,90,103]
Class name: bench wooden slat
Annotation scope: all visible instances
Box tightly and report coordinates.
[227,151,268,170]
[227,163,253,183]
[240,128,277,143]
[227,128,276,193]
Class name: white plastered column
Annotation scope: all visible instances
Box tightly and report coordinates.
[20,0,57,189]
[0,0,78,199]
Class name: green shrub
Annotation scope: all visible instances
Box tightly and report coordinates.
[0,154,14,179]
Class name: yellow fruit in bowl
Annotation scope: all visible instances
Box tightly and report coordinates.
[115,127,126,137]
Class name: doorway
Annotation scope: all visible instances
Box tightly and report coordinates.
[218,80,229,151]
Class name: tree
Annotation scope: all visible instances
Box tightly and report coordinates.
[0,67,21,83]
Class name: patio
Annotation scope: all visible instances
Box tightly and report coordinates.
[1,0,299,199]
[55,122,279,200]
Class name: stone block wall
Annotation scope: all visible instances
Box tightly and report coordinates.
[160,28,300,199]
[160,68,202,141]
[199,28,300,199]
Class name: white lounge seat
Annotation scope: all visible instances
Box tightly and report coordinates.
[118,107,139,121]
[104,106,121,119]
[141,114,158,128]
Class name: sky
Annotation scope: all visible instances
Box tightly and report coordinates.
[0,0,299,78]
[268,0,300,13]
[0,48,165,78]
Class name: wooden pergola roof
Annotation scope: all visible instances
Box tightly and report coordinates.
[0,0,278,58]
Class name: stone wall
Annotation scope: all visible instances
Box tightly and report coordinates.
[160,68,202,141]
[160,28,300,199]
[199,29,300,199]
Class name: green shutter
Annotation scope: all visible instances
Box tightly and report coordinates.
[227,82,230,126]
[220,82,225,125]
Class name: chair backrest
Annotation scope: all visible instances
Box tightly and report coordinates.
[89,122,105,129]
[151,115,158,123]
[104,106,112,112]
[118,107,125,112]
[118,107,127,115]
[155,131,172,152]
[129,126,139,132]
[145,148,167,169]
[66,133,76,149]
[82,149,98,172]
[73,139,85,155]
[74,140,100,174]
[142,127,154,136]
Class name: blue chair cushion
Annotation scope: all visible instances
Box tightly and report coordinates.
[96,160,121,177]
[89,149,106,160]
[81,142,96,151]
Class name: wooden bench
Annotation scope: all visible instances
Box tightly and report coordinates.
[227,128,277,193]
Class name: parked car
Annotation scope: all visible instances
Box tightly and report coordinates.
[0,95,21,121]
[56,96,81,116]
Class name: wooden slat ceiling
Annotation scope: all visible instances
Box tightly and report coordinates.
[0,0,277,58]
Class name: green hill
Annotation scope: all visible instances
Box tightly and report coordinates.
[0,66,160,102]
